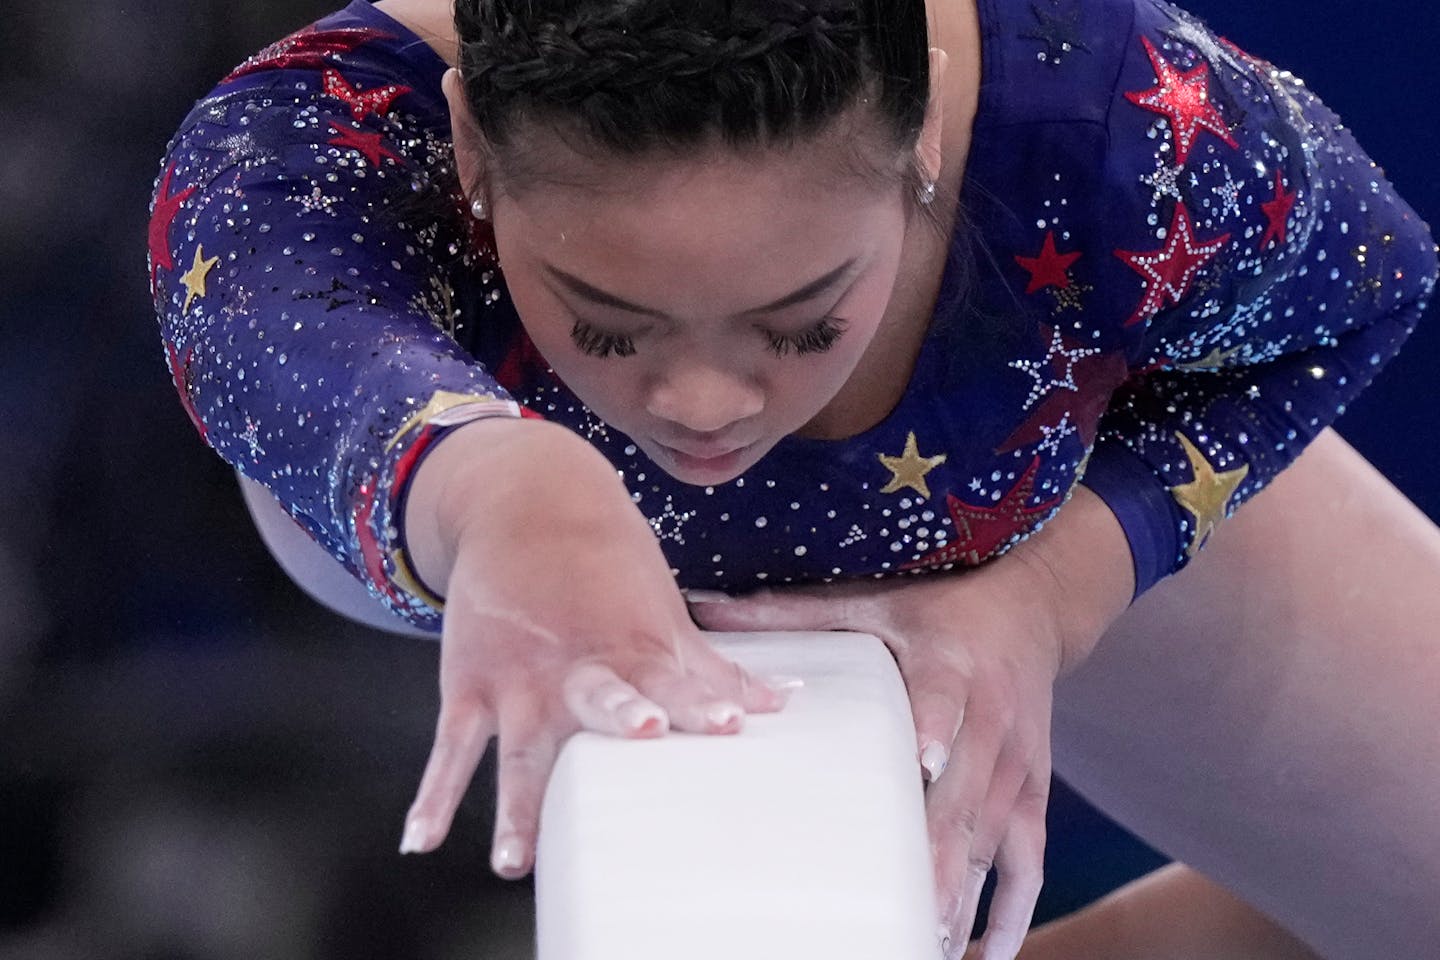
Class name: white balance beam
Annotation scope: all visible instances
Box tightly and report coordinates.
[535,631,940,959]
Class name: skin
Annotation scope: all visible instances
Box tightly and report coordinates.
[469,127,918,483]
[380,1,1335,957]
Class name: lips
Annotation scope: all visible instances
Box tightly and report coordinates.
[659,440,750,461]
[654,439,755,475]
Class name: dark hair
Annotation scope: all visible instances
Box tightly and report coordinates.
[452,0,945,226]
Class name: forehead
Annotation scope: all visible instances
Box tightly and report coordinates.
[499,147,900,319]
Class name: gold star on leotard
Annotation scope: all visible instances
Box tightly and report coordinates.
[180,244,220,312]
[385,389,509,452]
[1169,431,1250,558]
[877,431,948,499]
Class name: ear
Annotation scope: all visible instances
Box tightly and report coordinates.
[914,47,948,186]
[442,67,489,202]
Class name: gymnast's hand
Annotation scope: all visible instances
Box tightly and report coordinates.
[396,417,792,876]
[689,486,1134,960]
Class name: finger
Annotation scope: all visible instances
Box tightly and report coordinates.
[946,853,990,960]
[401,700,495,854]
[562,660,669,737]
[628,657,744,735]
[939,736,1035,955]
[682,635,797,715]
[975,787,1048,960]
[686,584,863,634]
[490,693,563,880]
[927,718,1005,927]
[908,669,969,783]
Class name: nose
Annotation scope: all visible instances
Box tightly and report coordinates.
[645,358,764,436]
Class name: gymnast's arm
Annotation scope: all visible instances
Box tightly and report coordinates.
[238,471,432,638]
[1076,6,1438,599]
[148,47,522,634]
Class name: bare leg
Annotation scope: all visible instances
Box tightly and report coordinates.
[965,863,1322,960]
[1049,428,1440,958]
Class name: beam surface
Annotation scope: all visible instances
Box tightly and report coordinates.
[536,631,940,960]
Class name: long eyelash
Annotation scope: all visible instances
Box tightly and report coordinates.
[766,317,848,358]
[571,320,636,358]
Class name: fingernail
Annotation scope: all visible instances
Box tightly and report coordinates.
[491,835,526,875]
[599,688,632,712]
[618,700,668,735]
[766,674,806,691]
[920,740,949,782]
[684,589,732,604]
[398,818,429,854]
[705,701,742,729]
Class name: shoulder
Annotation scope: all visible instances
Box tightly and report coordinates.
[174,0,451,143]
[958,0,1296,351]
[972,0,1140,131]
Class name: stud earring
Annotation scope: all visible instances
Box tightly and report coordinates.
[917,179,937,205]
[470,196,488,220]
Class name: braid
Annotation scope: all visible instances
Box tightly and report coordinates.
[455,0,928,163]
[468,11,863,97]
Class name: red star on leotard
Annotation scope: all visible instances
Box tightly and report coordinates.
[327,123,401,167]
[904,457,1063,569]
[222,26,391,83]
[1124,36,1238,167]
[1114,200,1230,327]
[322,67,412,121]
[164,340,210,444]
[1014,231,1082,295]
[148,162,196,298]
[997,347,1128,453]
[1260,168,1297,249]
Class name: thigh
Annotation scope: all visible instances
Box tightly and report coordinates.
[1050,428,1440,958]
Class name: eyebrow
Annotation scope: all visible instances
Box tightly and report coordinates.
[542,257,860,319]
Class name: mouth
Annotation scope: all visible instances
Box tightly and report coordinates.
[653,439,755,477]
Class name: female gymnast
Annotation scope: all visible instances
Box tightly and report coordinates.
[148,0,1438,955]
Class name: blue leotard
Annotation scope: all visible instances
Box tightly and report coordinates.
[148,0,1437,630]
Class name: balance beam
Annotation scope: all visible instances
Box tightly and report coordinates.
[535,631,940,959]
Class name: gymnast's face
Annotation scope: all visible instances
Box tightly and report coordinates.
[496,148,912,485]
[444,75,934,485]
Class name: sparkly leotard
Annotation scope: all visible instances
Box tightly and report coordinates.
[148,0,1437,630]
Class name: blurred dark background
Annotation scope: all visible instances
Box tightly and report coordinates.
[0,1,1434,957]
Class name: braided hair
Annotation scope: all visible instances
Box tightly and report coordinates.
[453,0,937,213]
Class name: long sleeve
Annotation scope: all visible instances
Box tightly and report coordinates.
[147,24,521,629]
[1076,1,1439,599]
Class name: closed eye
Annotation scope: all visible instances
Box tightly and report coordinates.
[571,319,637,358]
[569,316,849,359]
[765,317,848,357]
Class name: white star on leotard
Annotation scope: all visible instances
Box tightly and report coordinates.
[649,497,696,545]
[1212,166,1244,220]
[1141,158,1189,203]
[1008,324,1102,411]
[288,184,342,217]
[1036,412,1077,457]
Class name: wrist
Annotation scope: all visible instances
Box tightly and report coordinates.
[403,418,625,597]
[1006,484,1135,674]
